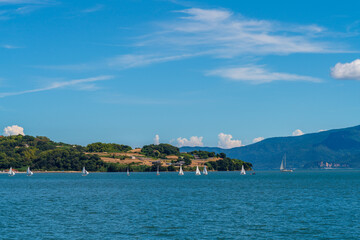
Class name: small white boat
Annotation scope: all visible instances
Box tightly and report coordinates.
[203,165,208,175]
[26,167,33,176]
[241,165,246,175]
[127,167,130,176]
[8,167,15,177]
[195,166,201,175]
[82,167,89,176]
[179,165,184,175]
[156,165,160,176]
[280,154,293,172]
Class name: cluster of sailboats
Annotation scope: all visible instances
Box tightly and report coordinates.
[124,164,248,176]
[7,167,33,176]
[7,164,250,176]
[176,165,247,176]
[7,167,88,176]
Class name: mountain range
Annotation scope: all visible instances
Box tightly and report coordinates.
[181,125,360,169]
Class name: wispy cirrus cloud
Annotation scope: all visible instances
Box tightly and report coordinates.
[0,0,55,19]
[207,65,321,84]
[138,8,337,57]
[107,7,334,83]
[0,75,113,98]
[36,53,201,71]
[107,53,200,69]
[0,0,41,3]
[0,0,55,5]
[82,4,103,13]
[1,44,21,49]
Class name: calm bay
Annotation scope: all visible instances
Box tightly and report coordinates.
[1,171,359,239]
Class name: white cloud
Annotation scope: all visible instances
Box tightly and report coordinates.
[208,65,321,84]
[41,53,201,71]
[253,137,264,143]
[2,44,21,49]
[176,136,204,147]
[139,8,335,58]
[292,129,304,136]
[331,59,360,80]
[107,53,197,69]
[154,134,160,145]
[0,75,113,98]
[0,1,51,19]
[0,0,44,4]
[82,4,103,13]
[217,133,242,149]
[177,8,232,22]
[3,125,25,136]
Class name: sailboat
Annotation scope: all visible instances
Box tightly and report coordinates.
[179,165,184,175]
[240,165,246,175]
[195,166,201,175]
[82,167,89,176]
[26,167,33,176]
[280,154,293,172]
[127,167,130,176]
[156,165,160,176]
[8,167,15,177]
[202,165,208,175]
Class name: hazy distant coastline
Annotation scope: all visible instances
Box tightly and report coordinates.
[181,124,360,170]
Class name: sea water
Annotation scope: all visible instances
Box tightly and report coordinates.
[0,171,359,239]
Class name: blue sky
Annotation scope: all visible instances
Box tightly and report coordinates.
[1,0,360,148]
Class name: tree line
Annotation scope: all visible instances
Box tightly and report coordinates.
[85,142,132,153]
[206,157,252,171]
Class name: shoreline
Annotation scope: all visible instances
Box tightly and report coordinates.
[1,168,356,174]
[0,169,253,174]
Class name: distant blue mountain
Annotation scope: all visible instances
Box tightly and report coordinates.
[181,125,360,169]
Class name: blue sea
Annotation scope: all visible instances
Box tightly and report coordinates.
[1,170,359,239]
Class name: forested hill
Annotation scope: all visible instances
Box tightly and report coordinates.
[181,125,360,169]
[0,135,131,171]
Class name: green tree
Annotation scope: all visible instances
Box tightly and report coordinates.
[141,144,180,157]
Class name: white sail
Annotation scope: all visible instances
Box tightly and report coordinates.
[280,154,293,172]
[26,167,33,176]
[195,166,201,175]
[127,167,130,176]
[179,165,184,175]
[280,155,285,171]
[241,165,246,175]
[8,167,15,176]
[156,165,160,176]
[203,165,208,175]
[82,167,89,176]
